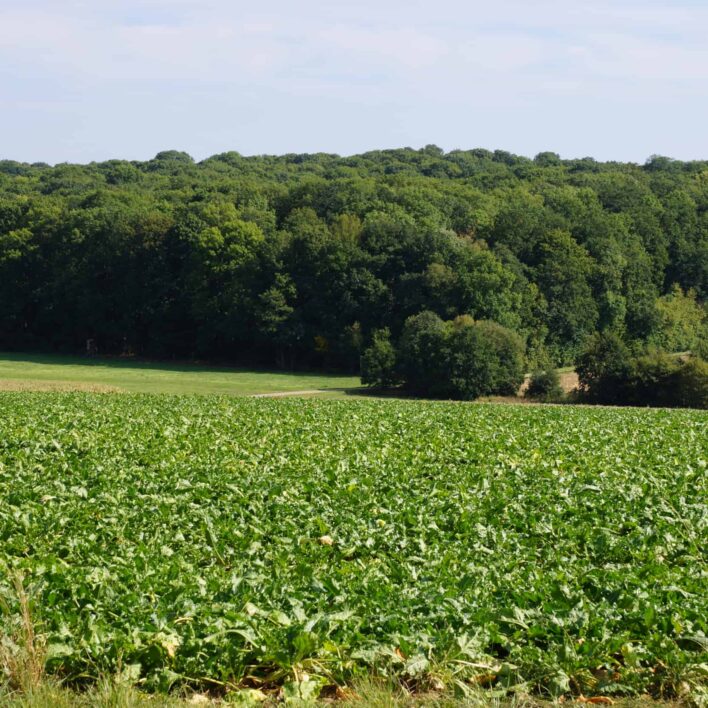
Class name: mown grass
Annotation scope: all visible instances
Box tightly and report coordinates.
[0,353,362,396]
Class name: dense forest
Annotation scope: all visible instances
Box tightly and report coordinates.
[0,147,706,371]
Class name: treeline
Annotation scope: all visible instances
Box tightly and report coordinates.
[576,332,708,409]
[0,147,706,375]
[361,313,708,408]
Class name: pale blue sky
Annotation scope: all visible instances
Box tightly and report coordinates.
[1,0,707,164]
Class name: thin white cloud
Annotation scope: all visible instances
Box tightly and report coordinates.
[3,0,707,85]
[0,0,707,162]
[580,33,708,81]
[323,26,448,69]
[456,35,546,73]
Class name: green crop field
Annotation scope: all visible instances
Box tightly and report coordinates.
[0,394,706,703]
[0,353,362,396]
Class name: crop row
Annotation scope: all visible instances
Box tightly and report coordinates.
[0,394,706,699]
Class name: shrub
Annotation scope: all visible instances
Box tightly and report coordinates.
[576,332,634,404]
[397,311,449,396]
[526,367,563,402]
[674,357,708,409]
[629,352,708,409]
[694,330,708,360]
[576,333,708,409]
[630,349,681,406]
[649,284,706,353]
[446,318,525,400]
[396,312,525,400]
[360,328,398,387]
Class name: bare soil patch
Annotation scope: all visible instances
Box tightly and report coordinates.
[559,370,579,392]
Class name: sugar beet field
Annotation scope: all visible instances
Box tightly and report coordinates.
[0,394,706,702]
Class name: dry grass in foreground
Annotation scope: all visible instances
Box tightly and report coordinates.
[0,587,689,707]
[0,680,693,707]
[0,587,694,708]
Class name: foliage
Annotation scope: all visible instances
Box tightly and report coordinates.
[576,332,634,405]
[397,311,450,396]
[531,229,598,361]
[525,367,563,402]
[696,335,708,361]
[445,317,525,399]
[0,395,706,701]
[627,349,682,407]
[650,284,707,353]
[360,328,398,387]
[672,356,708,409]
[577,334,708,408]
[1,147,707,369]
[395,312,525,399]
